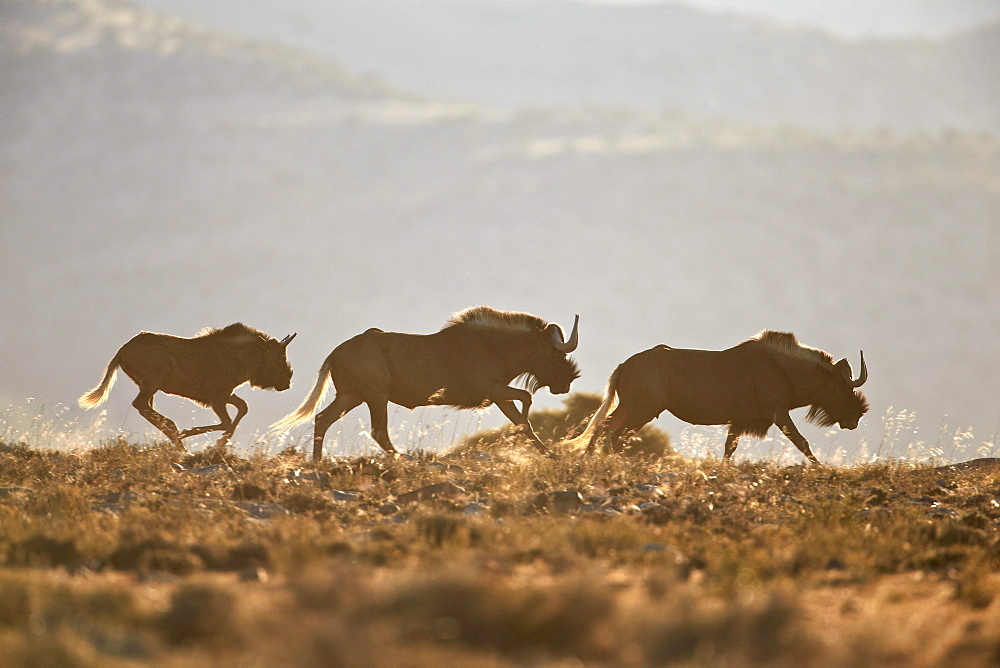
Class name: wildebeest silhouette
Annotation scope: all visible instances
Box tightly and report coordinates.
[569,330,868,464]
[78,323,295,447]
[272,305,580,460]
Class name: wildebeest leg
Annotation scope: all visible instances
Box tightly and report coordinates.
[132,388,183,447]
[366,400,399,455]
[178,398,235,440]
[495,399,549,454]
[220,394,248,443]
[211,396,249,447]
[487,386,549,454]
[722,426,740,462]
[773,412,821,465]
[313,393,363,461]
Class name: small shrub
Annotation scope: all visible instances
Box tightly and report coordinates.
[454,392,673,457]
[383,573,613,657]
[159,585,239,646]
[9,535,83,569]
[108,537,202,575]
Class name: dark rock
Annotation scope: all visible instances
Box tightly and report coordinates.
[461,503,488,516]
[378,503,400,516]
[548,490,585,512]
[429,462,465,474]
[927,507,960,519]
[300,471,331,485]
[239,502,289,519]
[640,502,673,522]
[581,503,621,515]
[528,490,585,513]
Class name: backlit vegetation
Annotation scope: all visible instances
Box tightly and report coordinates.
[1,425,999,665]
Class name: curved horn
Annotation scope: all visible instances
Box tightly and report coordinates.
[280,333,297,347]
[551,315,579,354]
[851,350,867,388]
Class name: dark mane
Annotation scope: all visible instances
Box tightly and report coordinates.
[195,322,267,343]
[444,305,548,333]
[751,330,834,366]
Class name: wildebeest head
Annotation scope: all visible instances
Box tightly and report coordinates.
[250,333,296,391]
[806,351,869,429]
[523,315,581,395]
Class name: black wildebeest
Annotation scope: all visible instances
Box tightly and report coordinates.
[569,330,868,464]
[272,306,580,460]
[78,323,295,447]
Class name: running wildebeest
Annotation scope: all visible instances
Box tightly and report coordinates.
[78,323,295,447]
[272,306,580,460]
[568,330,868,464]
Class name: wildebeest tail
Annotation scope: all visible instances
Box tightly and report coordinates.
[270,355,335,432]
[77,353,121,409]
[561,364,621,451]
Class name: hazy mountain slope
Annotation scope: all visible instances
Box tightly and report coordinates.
[670,0,1000,38]
[2,0,998,455]
[137,0,1000,132]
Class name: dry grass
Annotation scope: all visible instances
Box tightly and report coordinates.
[1,435,1000,666]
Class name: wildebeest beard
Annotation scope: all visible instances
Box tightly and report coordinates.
[515,372,544,394]
[806,391,869,427]
[515,356,580,395]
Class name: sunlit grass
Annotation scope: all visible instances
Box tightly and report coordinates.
[6,396,996,466]
[2,398,999,665]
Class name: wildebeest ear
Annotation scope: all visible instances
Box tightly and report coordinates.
[833,358,853,378]
[815,363,836,378]
[280,333,296,347]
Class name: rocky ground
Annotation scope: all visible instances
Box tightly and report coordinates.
[1,439,999,665]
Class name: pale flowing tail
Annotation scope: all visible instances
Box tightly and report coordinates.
[270,356,335,432]
[78,354,121,409]
[562,365,621,451]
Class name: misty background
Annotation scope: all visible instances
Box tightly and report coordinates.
[2,0,998,461]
